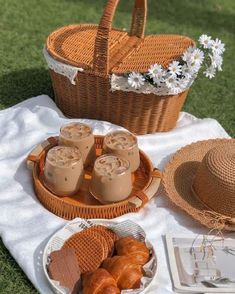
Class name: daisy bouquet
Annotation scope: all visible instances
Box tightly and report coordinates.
[113,35,225,96]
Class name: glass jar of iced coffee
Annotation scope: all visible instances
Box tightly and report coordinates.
[44,146,84,196]
[90,154,132,203]
[59,123,96,167]
[103,131,140,172]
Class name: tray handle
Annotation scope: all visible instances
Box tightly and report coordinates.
[93,0,147,75]
[26,137,57,170]
[128,168,162,208]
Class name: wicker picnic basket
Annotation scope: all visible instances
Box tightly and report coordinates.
[45,0,194,134]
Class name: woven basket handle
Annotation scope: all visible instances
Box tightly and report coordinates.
[93,0,147,75]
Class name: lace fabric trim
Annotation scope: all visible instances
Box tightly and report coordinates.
[43,47,84,85]
[43,48,194,95]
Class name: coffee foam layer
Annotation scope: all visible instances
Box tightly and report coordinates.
[94,155,129,176]
[104,131,136,150]
[60,123,92,140]
[47,146,81,167]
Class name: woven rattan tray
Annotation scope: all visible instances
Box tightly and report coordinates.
[27,136,161,219]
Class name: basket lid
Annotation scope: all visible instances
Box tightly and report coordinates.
[111,34,194,73]
[47,24,194,75]
[46,24,130,72]
[46,0,194,75]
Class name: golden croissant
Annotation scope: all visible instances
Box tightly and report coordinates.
[115,236,150,265]
[102,255,143,290]
[83,268,120,294]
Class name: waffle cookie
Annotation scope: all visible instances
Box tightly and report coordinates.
[88,225,119,256]
[63,233,104,273]
[78,228,109,259]
[62,225,119,273]
[80,225,119,255]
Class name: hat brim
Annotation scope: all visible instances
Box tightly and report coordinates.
[163,138,235,231]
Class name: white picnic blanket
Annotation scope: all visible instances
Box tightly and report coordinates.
[0,95,231,294]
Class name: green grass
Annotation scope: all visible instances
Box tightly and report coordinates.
[0,240,36,293]
[0,0,234,292]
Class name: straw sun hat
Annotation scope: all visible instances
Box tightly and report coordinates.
[163,139,235,231]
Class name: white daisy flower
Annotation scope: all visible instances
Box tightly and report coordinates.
[179,76,190,89]
[199,34,212,49]
[168,61,182,76]
[153,76,163,86]
[191,48,204,65]
[148,64,163,79]
[152,69,167,85]
[204,66,216,79]
[182,46,195,63]
[211,38,225,55]
[209,53,223,71]
[165,75,178,89]
[128,72,145,89]
[181,64,192,79]
[187,60,201,74]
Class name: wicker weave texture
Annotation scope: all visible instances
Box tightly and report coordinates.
[193,143,235,217]
[47,25,193,74]
[46,0,194,134]
[31,136,160,220]
[163,139,235,231]
[50,70,188,134]
[47,24,129,71]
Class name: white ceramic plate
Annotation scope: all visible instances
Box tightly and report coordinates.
[43,218,157,294]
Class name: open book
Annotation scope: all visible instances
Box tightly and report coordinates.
[165,234,235,293]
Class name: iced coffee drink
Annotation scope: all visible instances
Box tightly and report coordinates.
[103,131,140,172]
[90,154,132,203]
[59,123,96,168]
[44,146,84,196]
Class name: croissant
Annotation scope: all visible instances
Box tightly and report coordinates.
[82,268,120,294]
[102,256,143,290]
[115,236,150,265]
